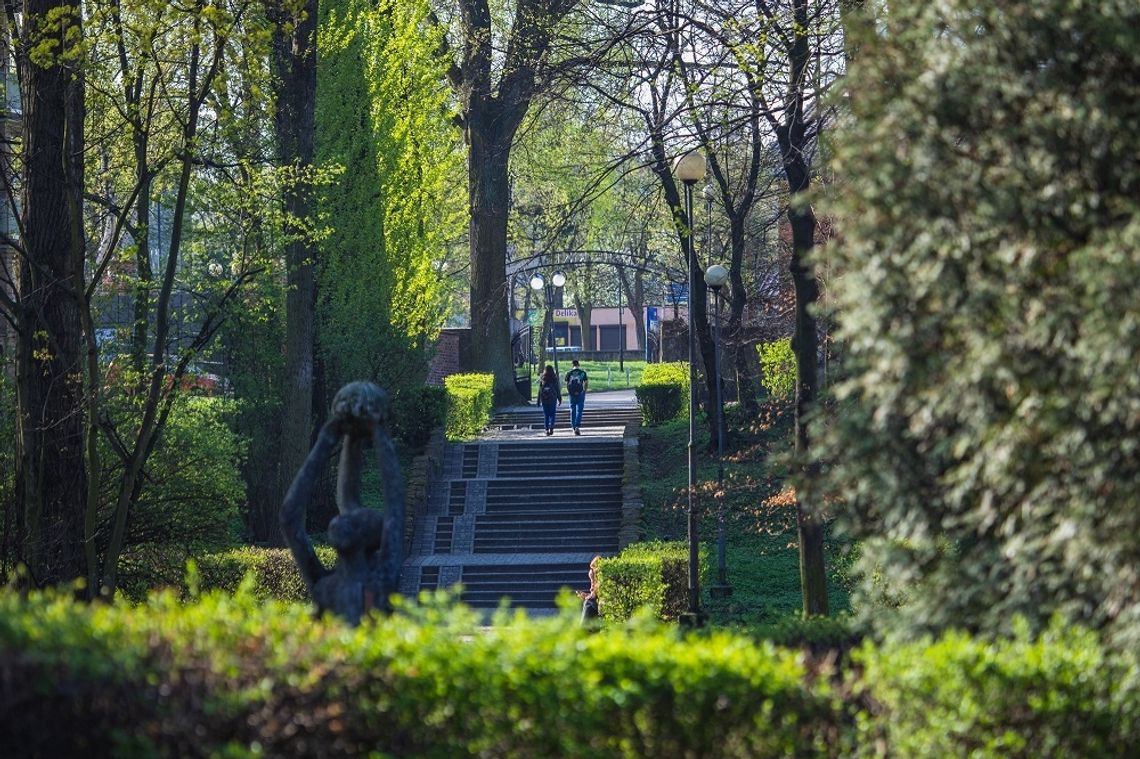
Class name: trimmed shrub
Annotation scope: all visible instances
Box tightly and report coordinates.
[390,384,448,450]
[443,372,494,440]
[636,362,689,425]
[757,337,795,400]
[4,592,1138,757]
[854,619,1140,757]
[191,546,337,601]
[0,588,842,758]
[598,541,696,622]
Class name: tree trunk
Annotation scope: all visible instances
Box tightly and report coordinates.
[573,293,594,351]
[621,267,646,352]
[727,218,758,412]
[271,0,318,542]
[466,129,517,401]
[13,0,88,587]
[780,0,828,617]
[130,155,151,380]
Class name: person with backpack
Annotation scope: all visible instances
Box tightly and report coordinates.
[537,364,562,435]
[564,359,589,435]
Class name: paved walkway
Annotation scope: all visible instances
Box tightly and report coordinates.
[400,390,641,613]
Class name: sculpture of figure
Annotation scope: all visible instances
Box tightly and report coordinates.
[280,381,405,625]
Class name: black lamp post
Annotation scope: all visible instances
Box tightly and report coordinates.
[530,270,566,377]
[673,149,706,627]
[704,262,732,598]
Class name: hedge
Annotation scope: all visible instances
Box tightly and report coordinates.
[0,588,839,757]
[2,590,1138,757]
[636,362,690,425]
[189,546,338,601]
[597,541,698,622]
[443,372,494,440]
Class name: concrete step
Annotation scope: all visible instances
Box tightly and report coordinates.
[475,522,621,537]
[474,539,620,554]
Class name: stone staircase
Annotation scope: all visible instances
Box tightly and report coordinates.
[401,395,641,612]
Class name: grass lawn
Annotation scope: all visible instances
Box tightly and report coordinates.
[526,359,647,392]
[637,401,852,627]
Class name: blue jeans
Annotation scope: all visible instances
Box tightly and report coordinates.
[569,394,584,428]
[542,400,558,430]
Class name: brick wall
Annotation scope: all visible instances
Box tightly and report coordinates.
[426,328,469,386]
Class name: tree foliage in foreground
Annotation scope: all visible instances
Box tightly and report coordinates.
[823,0,1140,644]
[2,589,1139,756]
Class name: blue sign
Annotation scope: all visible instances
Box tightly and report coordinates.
[667,283,688,305]
[647,306,658,325]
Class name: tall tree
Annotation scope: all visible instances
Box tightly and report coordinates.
[270,0,318,538]
[441,0,579,402]
[7,0,88,586]
[773,0,829,617]
[86,0,257,593]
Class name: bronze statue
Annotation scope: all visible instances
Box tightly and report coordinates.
[280,382,405,625]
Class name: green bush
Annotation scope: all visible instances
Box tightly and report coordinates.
[443,372,494,440]
[636,362,689,425]
[822,0,1140,643]
[113,396,246,600]
[854,619,1140,757]
[598,541,696,622]
[390,384,448,450]
[3,591,1138,757]
[0,588,840,757]
[757,338,795,400]
[191,546,337,601]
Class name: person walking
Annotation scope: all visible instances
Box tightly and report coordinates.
[537,364,561,436]
[564,359,589,435]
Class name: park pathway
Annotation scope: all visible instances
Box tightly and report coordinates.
[399,390,642,614]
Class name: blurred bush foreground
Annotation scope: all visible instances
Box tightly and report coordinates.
[2,587,1138,758]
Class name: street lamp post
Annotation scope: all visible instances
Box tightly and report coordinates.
[673,149,706,627]
[530,270,566,377]
[617,263,624,372]
[705,263,732,599]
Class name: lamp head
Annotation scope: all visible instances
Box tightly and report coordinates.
[672,151,706,184]
[704,263,729,290]
[529,273,544,291]
[551,270,566,288]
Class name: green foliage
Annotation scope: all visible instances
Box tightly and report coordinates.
[111,396,246,600]
[636,361,690,424]
[315,0,464,397]
[757,338,795,400]
[0,587,840,757]
[191,547,337,601]
[390,385,448,450]
[443,373,494,440]
[598,541,695,622]
[744,616,860,651]
[822,0,1140,643]
[854,619,1140,757]
[3,590,1139,757]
